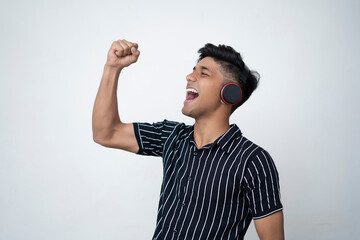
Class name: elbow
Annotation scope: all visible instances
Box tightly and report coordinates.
[93,135,110,147]
[92,130,109,146]
[93,135,101,144]
[92,128,115,148]
[92,134,103,145]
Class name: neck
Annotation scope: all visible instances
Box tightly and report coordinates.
[193,114,230,149]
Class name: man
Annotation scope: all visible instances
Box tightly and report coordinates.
[92,39,284,239]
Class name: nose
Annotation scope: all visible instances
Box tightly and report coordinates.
[186,71,196,82]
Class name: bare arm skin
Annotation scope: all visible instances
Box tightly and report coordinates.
[92,40,140,153]
[254,210,284,240]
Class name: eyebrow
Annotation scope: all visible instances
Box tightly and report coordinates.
[193,66,212,73]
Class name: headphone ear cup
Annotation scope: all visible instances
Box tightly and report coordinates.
[220,83,242,105]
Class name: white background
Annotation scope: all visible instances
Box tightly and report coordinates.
[1,0,359,239]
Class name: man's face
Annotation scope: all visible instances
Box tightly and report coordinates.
[182,57,226,119]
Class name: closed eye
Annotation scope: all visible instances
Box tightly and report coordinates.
[193,66,211,77]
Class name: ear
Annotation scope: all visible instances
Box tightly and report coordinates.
[220,83,242,105]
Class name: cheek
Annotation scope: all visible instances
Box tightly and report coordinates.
[201,84,222,102]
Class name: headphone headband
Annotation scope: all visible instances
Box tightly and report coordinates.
[240,64,250,82]
[220,61,249,106]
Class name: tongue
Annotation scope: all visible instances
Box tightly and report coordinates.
[187,92,199,100]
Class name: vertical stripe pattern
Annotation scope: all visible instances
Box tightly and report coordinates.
[133,120,283,240]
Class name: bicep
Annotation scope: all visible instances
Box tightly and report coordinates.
[254,210,284,240]
[94,122,139,153]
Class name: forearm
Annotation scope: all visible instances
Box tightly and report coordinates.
[92,65,123,141]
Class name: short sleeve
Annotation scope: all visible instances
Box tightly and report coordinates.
[133,120,181,157]
[243,149,283,219]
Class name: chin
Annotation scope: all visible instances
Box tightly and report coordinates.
[182,106,196,118]
[181,108,191,117]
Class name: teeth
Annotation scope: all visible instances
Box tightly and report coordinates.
[186,88,198,94]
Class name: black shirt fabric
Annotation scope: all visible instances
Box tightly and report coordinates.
[133,120,283,240]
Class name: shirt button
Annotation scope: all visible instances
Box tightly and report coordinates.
[193,151,197,156]
[188,176,192,181]
[181,202,186,207]
[173,229,178,233]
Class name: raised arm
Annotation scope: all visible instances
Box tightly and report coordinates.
[92,40,140,153]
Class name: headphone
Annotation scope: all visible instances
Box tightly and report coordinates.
[220,64,250,105]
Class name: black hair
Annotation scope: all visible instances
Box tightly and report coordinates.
[197,43,260,114]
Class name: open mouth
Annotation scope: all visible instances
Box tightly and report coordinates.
[185,88,199,103]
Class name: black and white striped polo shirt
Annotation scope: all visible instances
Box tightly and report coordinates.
[133,120,282,240]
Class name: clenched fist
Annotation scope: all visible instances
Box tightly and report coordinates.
[106,39,140,70]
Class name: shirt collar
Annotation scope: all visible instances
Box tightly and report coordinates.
[189,124,242,154]
[215,124,242,153]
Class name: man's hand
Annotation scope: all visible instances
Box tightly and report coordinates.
[106,39,140,71]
